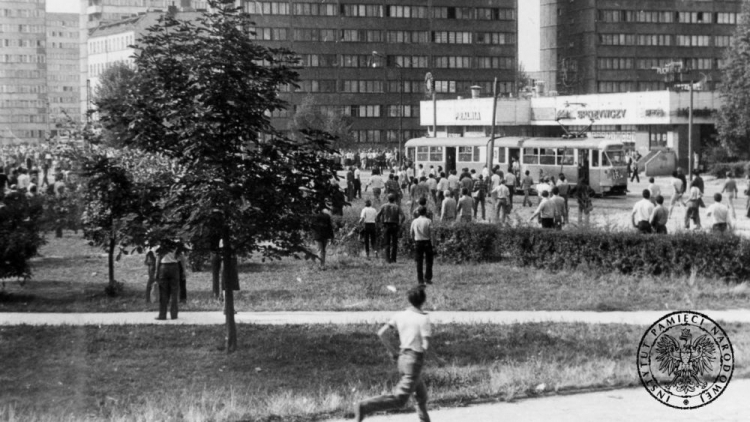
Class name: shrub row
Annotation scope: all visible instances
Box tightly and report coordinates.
[0,192,46,280]
[332,216,749,282]
[707,161,750,179]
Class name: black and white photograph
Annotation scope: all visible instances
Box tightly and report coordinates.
[1,0,749,420]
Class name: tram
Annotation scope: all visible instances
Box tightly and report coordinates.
[404,136,628,194]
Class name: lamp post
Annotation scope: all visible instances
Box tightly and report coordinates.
[372,51,403,164]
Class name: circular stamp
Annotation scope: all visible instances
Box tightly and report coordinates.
[637,311,734,410]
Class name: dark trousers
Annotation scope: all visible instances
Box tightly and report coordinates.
[473,197,485,219]
[713,223,728,233]
[636,220,652,234]
[363,223,377,256]
[358,350,430,422]
[178,262,187,302]
[506,184,514,210]
[541,217,555,229]
[685,204,701,228]
[383,223,399,263]
[354,180,362,198]
[631,169,640,183]
[158,263,180,319]
[414,240,433,284]
[653,223,668,234]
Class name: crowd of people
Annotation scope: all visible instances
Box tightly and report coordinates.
[0,143,75,199]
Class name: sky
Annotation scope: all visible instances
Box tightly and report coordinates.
[47,0,541,71]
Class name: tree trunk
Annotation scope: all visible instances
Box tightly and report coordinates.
[211,251,221,299]
[222,233,237,353]
[108,236,116,288]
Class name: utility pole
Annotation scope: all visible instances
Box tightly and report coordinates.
[688,81,694,181]
[487,78,499,171]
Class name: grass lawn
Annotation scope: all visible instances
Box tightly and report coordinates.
[3,322,748,422]
[1,231,749,313]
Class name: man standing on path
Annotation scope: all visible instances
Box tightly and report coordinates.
[456,188,474,223]
[690,170,704,194]
[311,208,335,268]
[707,193,732,233]
[472,174,487,220]
[556,174,570,223]
[676,167,688,195]
[411,207,434,285]
[647,178,661,206]
[359,200,378,259]
[491,180,510,225]
[354,166,362,199]
[155,246,185,320]
[722,173,739,218]
[551,187,566,230]
[504,169,517,211]
[367,169,384,203]
[631,189,654,234]
[447,170,460,200]
[521,170,534,207]
[440,190,457,223]
[355,286,432,422]
[668,171,684,218]
[529,190,557,229]
[630,152,642,183]
[650,195,669,234]
[377,194,406,263]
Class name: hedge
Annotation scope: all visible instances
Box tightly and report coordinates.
[707,161,750,179]
[0,191,46,281]
[332,216,749,282]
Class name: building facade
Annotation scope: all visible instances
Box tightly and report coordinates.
[84,0,209,29]
[47,13,83,136]
[540,0,742,95]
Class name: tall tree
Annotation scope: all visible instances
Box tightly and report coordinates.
[117,1,340,352]
[290,96,354,149]
[717,1,750,158]
[93,63,137,147]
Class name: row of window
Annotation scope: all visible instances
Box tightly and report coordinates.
[597,81,670,93]
[599,10,737,25]
[48,53,78,60]
[47,20,76,27]
[0,24,45,33]
[252,28,515,45]
[598,57,723,71]
[0,8,44,18]
[50,42,77,49]
[47,64,78,71]
[1,99,46,109]
[288,80,514,94]
[300,54,514,70]
[0,85,47,93]
[245,2,515,20]
[88,59,134,77]
[48,74,78,82]
[0,54,46,63]
[88,34,135,54]
[48,31,77,38]
[601,33,732,47]
[49,96,77,104]
[0,69,43,78]
[1,39,45,48]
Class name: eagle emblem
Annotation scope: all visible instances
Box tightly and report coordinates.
[654,328,717,393]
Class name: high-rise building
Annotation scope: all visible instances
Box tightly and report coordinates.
[84,0,209,29]
[87,1,520,146]
[540,0,742,95]
[1,0,48,143]
[47,13,83,135]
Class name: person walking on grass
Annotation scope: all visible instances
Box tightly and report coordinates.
[411,197,434,220]
[571,179,595,227]
[456,188,474,223]
[359,200,378,259]
[154,246,186,320]
[529,190,558,229]
[411,207,434,285]
[707,193,732,234]
[355,286,432,422]
[668,171,684,218]
[631,189,654,234]
[722,173,738,219]
[440,190,457,223]
[650,195,669,234]
[521,170,534,207]
[377,194,406,263]
[684,185,704,230]
[367,169,384,203]
[311,208,335,269]
[504,169,517,211]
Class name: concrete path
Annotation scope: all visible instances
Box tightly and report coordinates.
[1,310,749,326]
[325,379,749,422]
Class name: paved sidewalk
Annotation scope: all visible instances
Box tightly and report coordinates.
[326,380,749,422]
[1,310,749,326]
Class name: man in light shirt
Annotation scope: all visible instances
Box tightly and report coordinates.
[521,170,534,207]
[154,245,188,320]
[359,200,378,258]
[447,170,460,200]
[355,286,432,422]
[722,173,739,218]
[367,169,384,202]
[536,177,552,205]
[648,177,661,206]
[551,187,566,230]
[440,190,457,222]
[504,170,517,211]
[631,189,655,234]
[668,171,684,218]
[529,190,558,229]
[491,181,510,225]
[410,206,434,285]
[456,188,474,223]
[707,193,731,233]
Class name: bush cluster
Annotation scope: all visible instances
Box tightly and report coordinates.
[707,161,750,179]
[0,192,46,280]
[333,217,749,282]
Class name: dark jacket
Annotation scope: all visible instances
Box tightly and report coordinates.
[311,212,334,241]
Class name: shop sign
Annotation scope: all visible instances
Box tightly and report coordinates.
[644,109,666,117]
[455,111,482,121]
[556,109,627,120]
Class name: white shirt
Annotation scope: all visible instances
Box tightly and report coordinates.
[536,183,551,197]
[649,183,661,199]
[360,206,377,223]
[632,198,655,222]
[707,203,730,225]
[482,167,490,179]
[490,174,501,190]
[492,184,510,199]
[354,168,361,180]
[388,308,431,352]
[410,216,432,241]
[17,174,30,189]
[368,175,384,189]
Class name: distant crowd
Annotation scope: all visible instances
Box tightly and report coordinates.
[0,142,74,199]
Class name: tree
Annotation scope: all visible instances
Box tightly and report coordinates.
[0,191,45,283]
[94,63,137,147]
[116,1,340,352]
[290,96,354,149]
[717,1,750,158]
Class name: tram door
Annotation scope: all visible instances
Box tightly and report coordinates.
[445,147,457,174]
[577,149,590,183]
[508,148,520,173]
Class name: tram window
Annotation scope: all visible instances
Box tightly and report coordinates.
[556,148,575,165]
[458,146,473,162]
[417,146,428,161]
[429,146,443,161]
[601,151,610,166]
[473,146,480,162]
[494,147,506,163]
[522,148,538,164]
[591,150,600,167]
[407,147,415,161]
[540,148,556,165]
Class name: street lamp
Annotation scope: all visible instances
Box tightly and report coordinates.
[372,51,404,165]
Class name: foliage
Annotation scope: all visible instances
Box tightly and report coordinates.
[40,187,83,235]
[0,191,46,281]
[717,1,750,158]
[335,218,750,282]
[707,161,750,178]
[290,95,354,149]
[93,62,137,147]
